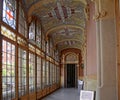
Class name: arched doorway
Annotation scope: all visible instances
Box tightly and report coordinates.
[60,49,83,88]
[64,53,78,88]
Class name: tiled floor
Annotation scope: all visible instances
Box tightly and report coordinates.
[42,88,80,100]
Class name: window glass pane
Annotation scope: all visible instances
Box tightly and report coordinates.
[50,63,53,85]
[1,26,16,41]
[29,21,35,44]
[2,40,16,100]
[55,50,59,62]
[18,3,27,37]
[29,53,35,93]
[52,64,55,83]
[46,61,49,86]
[57,67,60,84]
[37,56,41,91]
[36,22,41,48]
[42,34,45,51]
[50,39,53,57]
[54,65,57,83]
[53,50,55,58]
[18,48,27,97]
[2,0,16,29]
[46,41,49,55]
[42,59,46,88]
[17,36,27,46]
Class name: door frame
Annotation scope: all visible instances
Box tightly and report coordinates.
[64,64,78,88]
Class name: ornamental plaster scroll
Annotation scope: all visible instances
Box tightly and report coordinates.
[93,10,107,20]
[91,0,107,20]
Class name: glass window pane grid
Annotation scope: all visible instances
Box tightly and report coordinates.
[46,42,49,55]
[37,56,41,91]
[46,61,49,86]
[2,40,15,100]
[53,64,55,83]
[54,65,57,83]
[29,53,35,93]
[29,22,35,45]
[1,26,16,41]
[2,0,16,29]
[18,48,27,97]
[57,67,60,84]
[1,3,61,97]
[50,63,52,85]
[42,40,45,51]
[42,59,46,88]
[36,22,41,48]
[18,3,27,37]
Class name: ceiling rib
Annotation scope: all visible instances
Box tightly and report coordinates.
[54,39,83,47]
[45,24,84,40]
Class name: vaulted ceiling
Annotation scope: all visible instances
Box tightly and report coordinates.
[23,0,88,52]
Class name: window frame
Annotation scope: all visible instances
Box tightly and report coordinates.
[2,39,16,100]
[2,0,17,29]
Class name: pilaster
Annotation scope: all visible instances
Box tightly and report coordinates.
[95,0,117,100]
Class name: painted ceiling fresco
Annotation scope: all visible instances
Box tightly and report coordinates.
[23,0,88,52]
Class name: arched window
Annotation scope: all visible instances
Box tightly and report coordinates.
[2,0,16,29]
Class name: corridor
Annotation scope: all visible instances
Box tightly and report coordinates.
[0,0,118,100]
[42,88,79,100]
